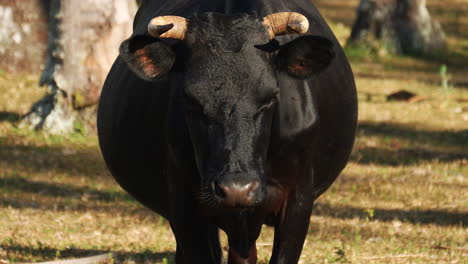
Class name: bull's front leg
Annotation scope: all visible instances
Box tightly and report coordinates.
[170,197,222,264]
[167,166,222,263]
[268,183,315,264]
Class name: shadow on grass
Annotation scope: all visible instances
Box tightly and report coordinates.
[354,146,467,166]
[352,121,468,165]
[0,111,20,122]
[359,121,468,148]
[1,241,174,263]
[0,175,157,217]
[0,195,155,218]
[0,176,130,203]
[0,142,107,177]
[314,203,467,227]
[0,143,158,216]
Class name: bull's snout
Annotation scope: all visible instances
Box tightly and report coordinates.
[211,176,262,208]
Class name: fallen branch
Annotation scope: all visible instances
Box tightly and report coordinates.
[21,253,113,264]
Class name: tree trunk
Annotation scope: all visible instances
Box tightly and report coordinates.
[20,0,136,134]
[348,0,446,54]
[0,0,48,73]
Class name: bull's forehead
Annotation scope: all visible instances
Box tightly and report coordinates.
[181,13,277,116]
[184,67,276,116]
[185,13,270,49]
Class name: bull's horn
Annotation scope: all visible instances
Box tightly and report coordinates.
[148,16,188,40]
[262,12,309,39]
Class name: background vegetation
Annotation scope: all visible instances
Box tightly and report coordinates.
[0,0,467,263]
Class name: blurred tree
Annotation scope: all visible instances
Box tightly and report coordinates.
[348,0,446,54]
[20,0,136,134]
[0,0,48,73]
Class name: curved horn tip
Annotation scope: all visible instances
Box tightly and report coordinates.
[263,12,310,38]
[148,23,174,38]
[288,19,309,34]
[147,16,188,40]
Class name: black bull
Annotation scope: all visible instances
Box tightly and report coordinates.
[97,0,357,263]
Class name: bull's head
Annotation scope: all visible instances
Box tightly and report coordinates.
[120,12,335,209]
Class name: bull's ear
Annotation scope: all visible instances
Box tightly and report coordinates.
[119,35,175,81]
[276,35,335,79]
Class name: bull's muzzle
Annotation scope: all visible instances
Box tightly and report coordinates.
[211,174,262,208]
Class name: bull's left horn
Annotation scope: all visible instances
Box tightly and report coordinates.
[148,16,188,40]
[262,12,309,39]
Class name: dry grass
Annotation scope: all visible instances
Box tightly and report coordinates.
[1,1,467,263]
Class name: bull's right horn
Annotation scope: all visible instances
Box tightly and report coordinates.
[148,16,188,40]
[262,12,309,39]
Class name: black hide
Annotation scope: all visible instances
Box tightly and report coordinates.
[98,0,357,263]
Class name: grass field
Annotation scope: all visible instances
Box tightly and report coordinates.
[0,0,467,263]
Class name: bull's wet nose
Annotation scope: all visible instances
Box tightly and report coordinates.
[212,180,261,208]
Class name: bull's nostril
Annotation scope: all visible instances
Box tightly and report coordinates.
[212,181,226,200]
[213,180,262,207]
